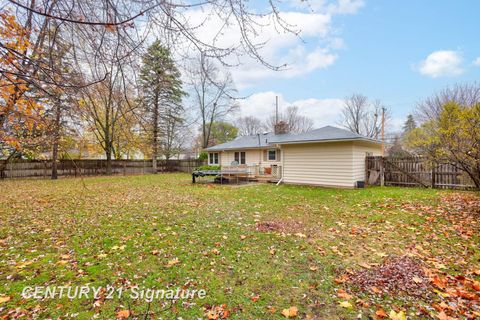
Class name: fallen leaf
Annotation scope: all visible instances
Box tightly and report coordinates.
[432,276,447,290]
[337,289,352,300]
[334,275,348,284]
[472,280,480,291]
[281,306,298,318]
[436,311,448,320]
[339,301,353,309]
[375,308,387,318]
[370,286,382,294]
[267,306,276,314]
[166,257,180,267]
[0,296,11,304]
[116,309,130,319]
[388,310,406,320]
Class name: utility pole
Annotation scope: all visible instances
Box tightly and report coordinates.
[381,107,386,156]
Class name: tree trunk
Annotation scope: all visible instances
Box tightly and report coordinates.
[152,97,159,174]
[51,101,61,179]
[106,145,112,175]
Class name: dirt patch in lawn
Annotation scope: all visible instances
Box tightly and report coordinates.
[255,220,309,235]
[348,255,431,297]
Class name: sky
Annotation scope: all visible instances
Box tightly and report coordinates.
[191,0,480,131]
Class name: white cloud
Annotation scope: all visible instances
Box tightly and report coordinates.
[236,91,344,127]
[328,0,365,14]
[474,57,480,66]
[290,0,365,15]
[418,50,464,78]
[171,1,362,88]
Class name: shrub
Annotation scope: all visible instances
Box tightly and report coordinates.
[198,152,208,160]
[196,165,221,171]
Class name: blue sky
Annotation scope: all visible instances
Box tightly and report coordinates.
[226,0,480,130]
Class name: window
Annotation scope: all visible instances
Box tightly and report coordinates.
[209,153,219,165]
[234,152,246,165]
[268,149,277,161]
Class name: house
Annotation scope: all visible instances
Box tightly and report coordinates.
[204,126,382,188]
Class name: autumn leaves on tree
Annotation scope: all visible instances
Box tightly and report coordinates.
[0,11,43,158]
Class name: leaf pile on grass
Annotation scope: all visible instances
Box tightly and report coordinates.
[423,268,480,319]
[348,255,430,297]
[441,194,480,217]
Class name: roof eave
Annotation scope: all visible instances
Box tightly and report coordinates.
[272,137,382,145]
[205,146,273,152]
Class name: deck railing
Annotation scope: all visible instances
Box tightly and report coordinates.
[222,164,282,179]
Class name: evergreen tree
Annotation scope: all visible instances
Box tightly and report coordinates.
[140,40,185,169]
[402,114,417,135]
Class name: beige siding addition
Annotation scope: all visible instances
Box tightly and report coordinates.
[282,141,355,187]
[352,141,382,183]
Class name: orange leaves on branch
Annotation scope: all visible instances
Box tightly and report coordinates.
[0,10,44,150]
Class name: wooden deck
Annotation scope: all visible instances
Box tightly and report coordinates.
[249,175,280,183]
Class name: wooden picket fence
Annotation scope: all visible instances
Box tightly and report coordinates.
[0,159,205,179]
[366,156,476,190]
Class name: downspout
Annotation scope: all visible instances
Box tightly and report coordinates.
[257,134,262,175]
[276,144,284,185]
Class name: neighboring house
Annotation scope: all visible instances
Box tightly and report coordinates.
[204,126,382,188]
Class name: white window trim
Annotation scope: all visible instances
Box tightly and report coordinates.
[234,151,246,165]
[209,152,219,165]
[267,149,277,161]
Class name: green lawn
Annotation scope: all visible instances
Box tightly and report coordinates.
[0,174,478,319]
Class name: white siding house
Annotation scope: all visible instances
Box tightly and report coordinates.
[205,126,382,188]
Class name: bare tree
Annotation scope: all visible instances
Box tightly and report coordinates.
[3,0,300,163]
[5,0,299,92]
[340,94,390,138]
[266,106,313,134]
[188,54,238,149]
[416,82,480,123]
[236,116,266,136]
[77,33,139,174]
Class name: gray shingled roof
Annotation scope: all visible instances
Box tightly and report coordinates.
[269,126,380,144]
[204,126,379,151]
[204,132,279,151]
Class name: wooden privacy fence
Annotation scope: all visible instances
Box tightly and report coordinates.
[157,159,205,173]
[366,156,476,190]
[0,159,205,179]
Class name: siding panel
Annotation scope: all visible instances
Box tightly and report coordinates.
[282,141,355,187]
[352,142,382,182]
